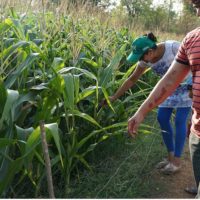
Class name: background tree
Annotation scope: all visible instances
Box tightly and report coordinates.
[120,0,152,17]
[182,0,196,13]
[174,0,200,34]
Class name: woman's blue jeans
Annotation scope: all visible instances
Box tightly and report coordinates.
[157,107,191,157]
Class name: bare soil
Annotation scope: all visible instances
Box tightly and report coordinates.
[152,138,196,199]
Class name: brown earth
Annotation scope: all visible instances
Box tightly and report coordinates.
[152,138,196,199]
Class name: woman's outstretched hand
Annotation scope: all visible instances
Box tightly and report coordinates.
[128,112,145,138]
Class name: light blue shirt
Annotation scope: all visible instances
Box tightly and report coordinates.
[139,40,192,108]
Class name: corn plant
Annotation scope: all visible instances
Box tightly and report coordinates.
[0,6,158,197]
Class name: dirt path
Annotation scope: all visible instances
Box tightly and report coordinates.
[152,138,196,199]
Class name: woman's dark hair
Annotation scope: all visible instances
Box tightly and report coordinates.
[143,32,157,43]
[191,0,200,4]
[139,32,157,61]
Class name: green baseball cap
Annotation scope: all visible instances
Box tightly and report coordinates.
[127,36,156,63]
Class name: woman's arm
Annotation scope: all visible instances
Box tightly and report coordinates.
[128,60,190,137]
[110,65,147,101]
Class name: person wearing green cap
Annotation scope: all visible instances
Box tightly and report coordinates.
[104,32,192,174]
[127,0,200,196]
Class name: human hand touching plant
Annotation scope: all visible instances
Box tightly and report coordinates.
[128,111,145,138]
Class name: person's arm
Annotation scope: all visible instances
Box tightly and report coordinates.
[128,60,190,137]
[109,65,147,102]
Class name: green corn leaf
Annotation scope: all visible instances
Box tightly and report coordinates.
[25,127,41,151]
[102,121,127,131]
[9,7,19,19]
[36,94,58,121]
[3,38,17,48]
[15,126,34,155]
[77,131,97,150]
[119,63,137,85]
[30,83,48,90]
[5,53,39,89]
[71,110,101,128]
[0,138,17,149]
[25,123,63,166]
[0,124,14,186]
[77,86,99,103]
[83,42,98,57]
[0,18,12,33]
[24,127,41,165]
[101,87,115,113]
[29,41,45,59]
[85,143,98,153]
[15,126,34,141]
[45,123,63,167]
[120,66,150,86]
[0,79,7,119]
[74,75,80,102]
[63,73,75,111]
[81,58,99,68]
[0,158,23,196]
[34,150,45,165]
[0,40,29,61]
[98,57,103,68]
[52,57,64,72]
[74,154,92,172]
[0,89,19,130]
[33,39,44,46]
[99,44,127,87]
[14,91,36,116]
[12,19,26,40]
[49,74,65,94]
[4,18,13,26]
[13,92,35,122]
[110,43,127,71]
[59,67,97,81]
